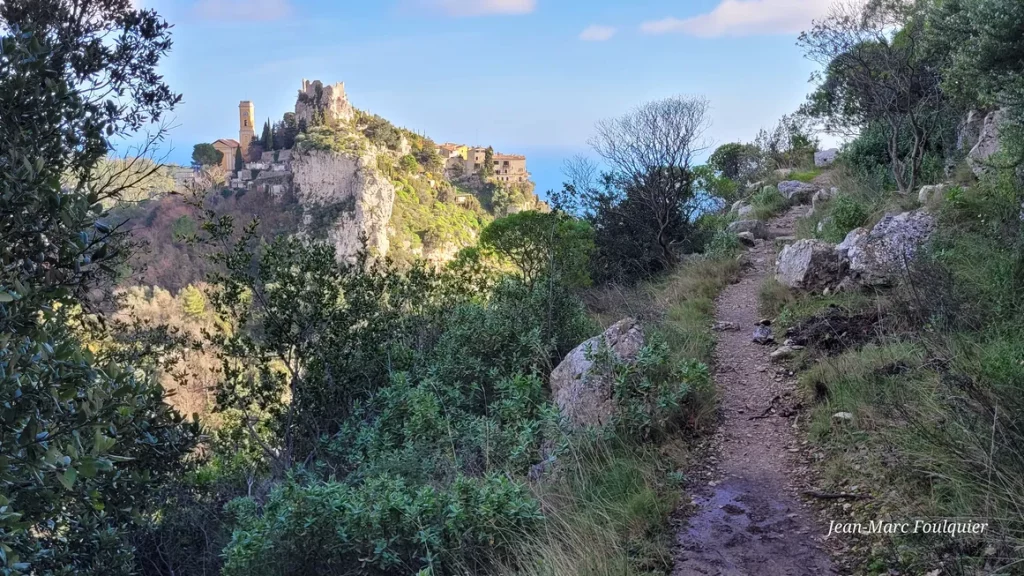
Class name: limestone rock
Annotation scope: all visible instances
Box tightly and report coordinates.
[837,210,936,285]
[775,239,847,292]
[815,148,839,167]
[291,150,395,263]
[730,201,753,219]
[918,184,949,206]
[812,188,836,212]
[737,231,756,247]
[550,318,645,429]
[777,181,818,204]
[727,219,768,240]
[968,109,1008,178]
[295,79,355,126]
[752,325,774,345]
[770,345,804,362]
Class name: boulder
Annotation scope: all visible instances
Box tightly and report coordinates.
[777,181,818,204]
[730,201,754,219]
[969,109,1008,178]
[550,318,645,429]
[815,148,839,167]
[737,231,757,247]
[775,239,847,292]
[812,188,837,212]
[837,209,936,285]
[918,184,949,206]
[770,345,804,362]
[727,219,768,239]
[752,325,774,345]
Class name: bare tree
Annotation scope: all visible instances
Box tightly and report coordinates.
[800,0,946,193]
[578,95,712,273]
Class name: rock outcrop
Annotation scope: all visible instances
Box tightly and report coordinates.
[291,150,395,263]
[777,181,818,203]
[918,184,949,206]
[550,318,645,429]
[775,239,847,292]
[837,209,936,286]
[969,109,1008,178]
[727,219,769,239]
[815,148,839,167]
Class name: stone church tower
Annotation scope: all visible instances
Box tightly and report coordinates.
[239,101,255,153]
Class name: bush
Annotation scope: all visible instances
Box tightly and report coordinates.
[222,474,541,576]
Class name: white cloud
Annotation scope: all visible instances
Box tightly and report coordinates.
[579,24,616,42]
[640,0,832,38]
[424,0,536,17]
[192,0,293,22]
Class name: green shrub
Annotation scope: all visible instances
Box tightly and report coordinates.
[818,194,869,242]
[748,185,788,220]
[222,474,541,576]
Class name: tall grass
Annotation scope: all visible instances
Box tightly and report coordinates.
[504,439,681,576]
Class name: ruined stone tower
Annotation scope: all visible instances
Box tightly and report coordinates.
[239,101,255,153]
[295,79,354,126]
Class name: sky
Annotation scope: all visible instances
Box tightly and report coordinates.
[142,0,835,196]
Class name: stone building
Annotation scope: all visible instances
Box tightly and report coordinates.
[492,153,529,184]
[454,146,530,184]
[212,138,240,172]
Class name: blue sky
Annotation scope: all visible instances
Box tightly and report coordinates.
[144,0,833,195]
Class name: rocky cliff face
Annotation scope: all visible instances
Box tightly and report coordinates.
[291,150,395,263]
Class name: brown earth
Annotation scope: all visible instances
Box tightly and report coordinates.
[673,207,836,576]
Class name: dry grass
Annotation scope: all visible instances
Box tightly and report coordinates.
[501,439,682,576]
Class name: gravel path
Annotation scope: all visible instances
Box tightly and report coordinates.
[673,207,835,576]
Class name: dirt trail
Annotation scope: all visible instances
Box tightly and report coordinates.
[674,207,834,576]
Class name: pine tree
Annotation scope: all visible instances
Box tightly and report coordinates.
[234,146,244,171]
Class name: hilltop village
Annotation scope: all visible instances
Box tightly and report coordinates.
[205,80,531,198]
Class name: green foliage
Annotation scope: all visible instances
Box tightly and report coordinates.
[192,143,223,168]
[359,111,403,150]
[399,154,421,173]
[234,146,244,171]
[479,211,595,288]
[818,194,869,242]
[261,119,273,151]
[294,125,366,154]
[181,284,206,317]
[0,8,198,573]
[705,230,742,259]
[748,185,788,220]
[693,164,740,205]
[222,474,541,576]
[708,142,760,181]
[593,335,713,441]
[483,146,495,177]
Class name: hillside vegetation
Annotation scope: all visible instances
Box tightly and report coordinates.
[4,0,1024,575]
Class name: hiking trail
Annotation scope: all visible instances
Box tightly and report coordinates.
[673,206,835,576]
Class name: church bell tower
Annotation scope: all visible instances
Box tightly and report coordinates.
[239,101,255,155]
